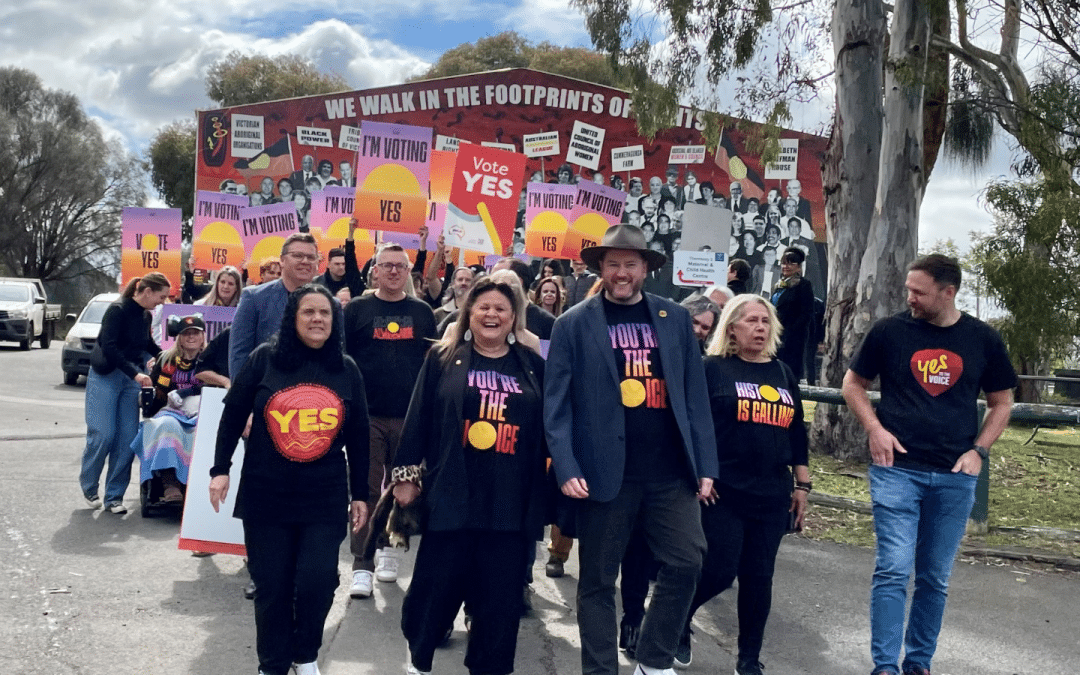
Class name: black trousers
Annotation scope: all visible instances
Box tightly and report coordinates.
[243,519,345,675]
[619,524,657,625]
[686,498,787,662]
[576,479,705,675]
[402,530,530,675]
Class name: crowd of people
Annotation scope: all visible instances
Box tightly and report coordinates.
[76,220,1014,675]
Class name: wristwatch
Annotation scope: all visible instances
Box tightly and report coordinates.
[971,444,989,460]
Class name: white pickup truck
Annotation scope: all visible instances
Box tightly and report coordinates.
[0,277,63,350]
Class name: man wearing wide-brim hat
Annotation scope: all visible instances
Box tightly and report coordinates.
[544,224,718,675]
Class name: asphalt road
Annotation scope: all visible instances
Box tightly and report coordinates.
[1,344,1077,674]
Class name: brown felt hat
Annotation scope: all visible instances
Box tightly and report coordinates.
[579,224,667,272]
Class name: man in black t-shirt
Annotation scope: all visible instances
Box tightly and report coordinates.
[843,254,1015,675]
[343,242,437,599]
[545,224,717,675]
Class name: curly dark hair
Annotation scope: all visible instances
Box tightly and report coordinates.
[270,284,344,371]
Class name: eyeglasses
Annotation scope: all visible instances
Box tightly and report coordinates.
[377,262,409,272]
[285,251,318,262]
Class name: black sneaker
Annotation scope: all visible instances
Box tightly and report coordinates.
[243,580,257,600]
[673,628,692,668]
[736,659,765,675]
[619,618,641,660]
[902,666,931,675]
[545,555,565,578]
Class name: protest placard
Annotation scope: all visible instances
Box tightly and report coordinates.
[668,145,707,164]
[611,145,645,172]
[764,139,800,179]
[435,135,463,152]
[673,250,727,286]
[178,388,247,556]
[524,183,574,258]
[338,125,362,152]
[193,191,248,276]
[567,120,605,171]
[239,202,299,277]
[482,141,517,152]
[230,114,264,159]
[561,181,625,259]
[352,121,431,234]
[121,208,182,296]
[523,131,560,158]
[159,305,237,350]
[443,143,527,254]
[296,125,334,147]
[308,187,376,275]
[382,149,454,252]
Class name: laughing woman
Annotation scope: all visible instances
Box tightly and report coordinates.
[209,284,370,675]
[393,277,547,675]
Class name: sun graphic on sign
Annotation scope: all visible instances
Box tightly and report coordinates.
[361,164,423,196]
[140,234,159,251]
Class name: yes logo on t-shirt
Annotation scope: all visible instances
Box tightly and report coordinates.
[910,349,964,397]
[373,316,415,341]
[264,384,345,462]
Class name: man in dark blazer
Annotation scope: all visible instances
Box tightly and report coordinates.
[545,224,718,675]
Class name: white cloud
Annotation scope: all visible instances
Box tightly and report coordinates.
[499,0,591,43]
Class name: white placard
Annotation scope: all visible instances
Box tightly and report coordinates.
[436,135,463,152]
[296,125,334,147]
[339,125,362,152]
[178,388,247,555]
[523,131,560,158]
[764,138,800,179]
[611,145,645,172]
[567,120,605,171]
[674,250,727,287]
[230,114,264,159]
[668,145,707,164]
[481,141,517,152]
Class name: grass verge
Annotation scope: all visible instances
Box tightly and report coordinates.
[800,409,1080,560]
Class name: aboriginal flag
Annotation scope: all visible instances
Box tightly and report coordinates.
[234,134,293,181]
[715,128,765,201]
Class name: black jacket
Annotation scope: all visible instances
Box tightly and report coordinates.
[394,343,548,539]
[90,297,161,379]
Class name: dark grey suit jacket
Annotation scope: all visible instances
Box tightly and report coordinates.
[544,292,719,502]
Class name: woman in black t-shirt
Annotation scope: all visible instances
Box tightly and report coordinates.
[392,277,546,675]
[678,294,812,675]
[209,284,370,675]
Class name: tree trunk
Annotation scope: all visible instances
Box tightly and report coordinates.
[809,0,886,459]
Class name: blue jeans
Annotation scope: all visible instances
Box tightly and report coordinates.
[79,368,141,505]
[868,464,977,674]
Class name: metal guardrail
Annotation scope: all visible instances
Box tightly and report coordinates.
[800,385,1080,533]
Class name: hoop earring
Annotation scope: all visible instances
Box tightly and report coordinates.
[507,332,516,345]
[464,329,473,342]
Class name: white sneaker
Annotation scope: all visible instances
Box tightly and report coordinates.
[406,663,430,675]
[375,548,400,582]
[84,494,102,509]
[349,570,373,598]
[634,665,676,675]
[106,502,127,514]
[293,661,321,675]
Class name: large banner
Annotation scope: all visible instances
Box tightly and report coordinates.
[121,208,182,295]
[195,69,829,292]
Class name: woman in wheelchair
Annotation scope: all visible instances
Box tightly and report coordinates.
[134,314,207,504]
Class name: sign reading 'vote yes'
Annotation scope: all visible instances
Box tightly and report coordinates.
[444,143,527,254]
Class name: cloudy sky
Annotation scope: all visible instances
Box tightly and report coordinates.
[1,0,1013,251]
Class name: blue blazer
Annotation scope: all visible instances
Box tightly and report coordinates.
[544,292,719,503]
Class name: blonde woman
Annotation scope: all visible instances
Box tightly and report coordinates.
[196,266,243,307]
[676,294,811,673]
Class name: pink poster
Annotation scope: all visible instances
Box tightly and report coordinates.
[121,207,183,295]
[238,201,299,272]
[352,121,432,233]
[561,181,625,259]
[192,191,248,276]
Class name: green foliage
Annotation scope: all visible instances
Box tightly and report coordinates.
[977,178,1080,369]
[0,66,144,281]
[147,120,196,226]
[206,51,349,107]
[572,0,832,133]
[409,31,624,88]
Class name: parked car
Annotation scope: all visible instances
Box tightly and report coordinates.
[61,292,120,385]
[0,278,63,350]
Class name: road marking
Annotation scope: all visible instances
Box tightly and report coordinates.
[0,394,84,410]
[0,433,84,442]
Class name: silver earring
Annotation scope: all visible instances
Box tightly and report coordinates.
[464,329,473,342]
[507,332,516,345]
